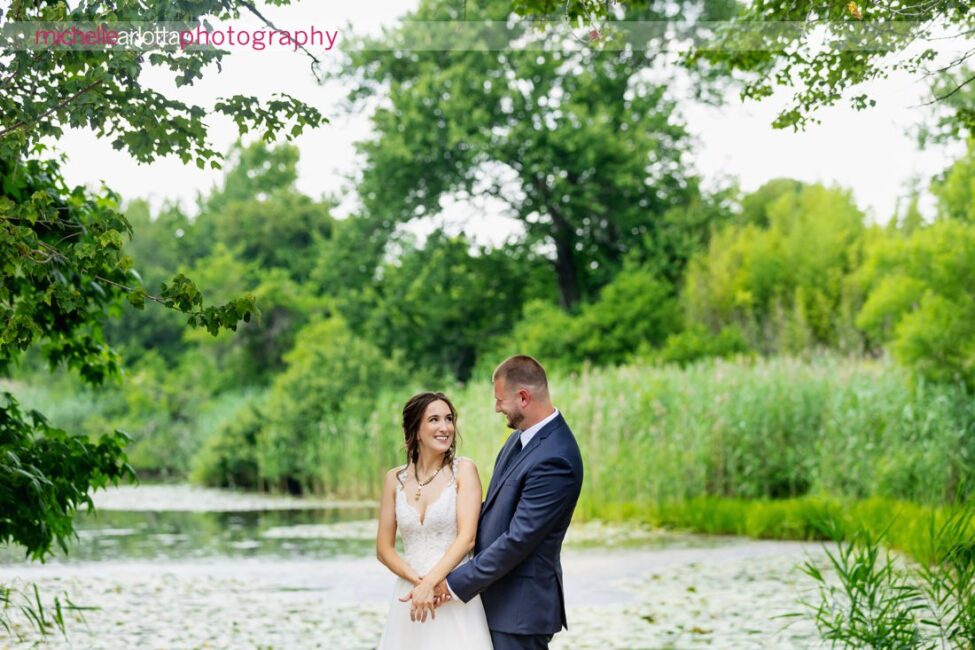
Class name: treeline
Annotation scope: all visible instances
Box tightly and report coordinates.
[10,137,975,498]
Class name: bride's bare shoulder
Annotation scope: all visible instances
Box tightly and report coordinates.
[455,456,480,477]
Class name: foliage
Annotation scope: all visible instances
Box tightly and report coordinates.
[921,65,975,145]
[914,507,975,645]
[201,140,301,214]
[0,154,253,382]
[195,354,973,507]
[931,139,975,223]
[508,1,974,137]
[0,2,326,632]
[800,507,975,649]
[485,265,682,370]
[0,393,133,560]
[737,178,807,228]
[854,218,975,389]
[191,396,265,489]
[182,249,329,386]
[195,142,335,283]
[654,324,750,366]
[683,183,867,353]
[635,192,736,286]
[621,1,966,135]
[1,1,324,167]
[0,582,84,641]
[101,201,197,364]
[481,299,580,374]
[256,317,407,492]
[571,265,682,364]
[802,525,927,649]
[681,1,973,132]
[339,0,698,309]
[364,232,549,381]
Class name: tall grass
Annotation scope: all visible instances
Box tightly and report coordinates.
[11,355,974,524]
[183,354,974,519]
[444,355,974,513]
[184,354,975,509]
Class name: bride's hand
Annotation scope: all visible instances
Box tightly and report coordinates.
[407,579,437,622]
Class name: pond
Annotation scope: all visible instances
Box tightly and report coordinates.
[0,485,826,649]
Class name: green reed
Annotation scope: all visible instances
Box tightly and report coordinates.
[798,505,975,649]
[449,355,973,513]
[184,353,974,512]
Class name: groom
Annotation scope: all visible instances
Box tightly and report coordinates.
[447,355,584,649]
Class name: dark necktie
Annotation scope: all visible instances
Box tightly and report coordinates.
[499,435,523,477]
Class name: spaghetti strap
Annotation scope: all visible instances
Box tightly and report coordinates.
[447,456,459,486]
[394,465,408,489]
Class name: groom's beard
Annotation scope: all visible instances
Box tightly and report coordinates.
[506,411,525,429]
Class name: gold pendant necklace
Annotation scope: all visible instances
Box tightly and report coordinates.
[414,461,444,501]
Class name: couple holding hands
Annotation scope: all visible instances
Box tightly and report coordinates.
[375,355,584,650]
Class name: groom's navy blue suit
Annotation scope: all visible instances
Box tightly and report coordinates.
[446,412,583,650]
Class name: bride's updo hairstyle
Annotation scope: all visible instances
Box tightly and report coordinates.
[402,391,459,468]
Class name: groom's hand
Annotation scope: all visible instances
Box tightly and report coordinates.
[433,580,451,608]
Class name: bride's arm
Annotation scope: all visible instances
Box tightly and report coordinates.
[409,459,481,614]
[376,467,421,585]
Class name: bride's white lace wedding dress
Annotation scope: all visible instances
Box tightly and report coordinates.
[377,457,493,650]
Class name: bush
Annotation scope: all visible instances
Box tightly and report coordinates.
[191,395,265,489]
[483,266,681,371]
[683,183,866,352]
[855,218,975,389]
[655,324,750,366]
[257,317,406,492]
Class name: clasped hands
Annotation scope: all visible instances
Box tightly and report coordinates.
[399,575,451,622]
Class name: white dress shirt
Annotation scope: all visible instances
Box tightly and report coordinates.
[517,408,559,449]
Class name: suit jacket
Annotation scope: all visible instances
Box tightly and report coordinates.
[446,412,584,635]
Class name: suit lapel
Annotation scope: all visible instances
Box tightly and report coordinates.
[482,413,564,512]
[486,431,521,495]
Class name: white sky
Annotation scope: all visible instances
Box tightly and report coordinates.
[53,1,967,245]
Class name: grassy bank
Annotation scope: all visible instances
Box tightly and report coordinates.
[595,495,975,561]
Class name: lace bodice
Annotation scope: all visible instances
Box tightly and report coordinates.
[395,457,463,575]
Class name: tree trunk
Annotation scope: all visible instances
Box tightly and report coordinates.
[550,212,580,310]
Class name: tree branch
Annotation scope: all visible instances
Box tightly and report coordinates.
[92,274,169,306]
[238,0,323,82]
[929,71,975,104]
[0,79,104,140]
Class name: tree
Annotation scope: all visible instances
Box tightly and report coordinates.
[683,183,867,352]
[340,0,697,310]
[365,232,551,381]
[484,263,681,368]
[0,0,324,587]
[738,179,807,228]
[931,139,975,223]
[194,141,335,283]
[101,200,198,365]
[512,0,975,135]
[855,219,975,388]
[258,317,406,493]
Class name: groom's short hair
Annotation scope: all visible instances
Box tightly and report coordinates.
[493,355,549,394]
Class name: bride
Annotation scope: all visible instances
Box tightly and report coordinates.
[375,391,493,649]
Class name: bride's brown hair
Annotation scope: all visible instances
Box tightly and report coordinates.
[402,392,459,468]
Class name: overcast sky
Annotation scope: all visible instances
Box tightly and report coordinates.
[53,1,966,246]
